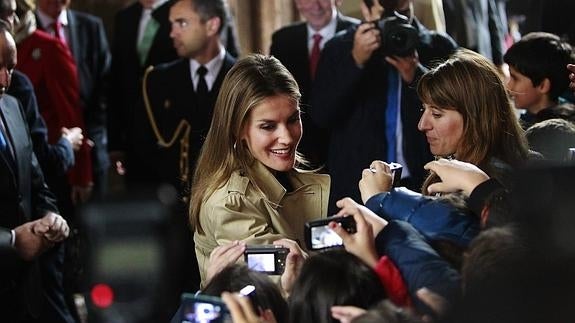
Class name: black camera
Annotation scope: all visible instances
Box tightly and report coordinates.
[305,217,357,251]
[363,0,419,57]
[375,11,419,57]
[389,162,403,186]
[180,294,231,323]
[369,162,402,186]
[244,245,288,275]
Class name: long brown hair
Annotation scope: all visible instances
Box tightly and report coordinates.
[189,54,302,233]
[417,49,529,193]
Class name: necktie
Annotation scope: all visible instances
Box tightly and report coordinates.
[53,21,68,47]
[137,16,160,66]
[0,125,14,167]
[0,127,8,154]
[309,33,322,80]
[196,65,208,98]
[385,68,401,162]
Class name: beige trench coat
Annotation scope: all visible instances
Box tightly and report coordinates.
[194,161,330,285]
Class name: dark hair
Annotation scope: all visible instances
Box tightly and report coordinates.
[525,118,575,162]
[504,32,575,101]
[185,0,227,34]
[462,225,527,293]
[417,49,529,193]
[288,249,387,323]
[202,264,288,323]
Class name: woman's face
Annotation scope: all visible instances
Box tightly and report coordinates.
[242,95,302,172]
[418,103,464,157]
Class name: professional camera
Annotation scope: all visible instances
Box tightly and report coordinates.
[363,0,420,57]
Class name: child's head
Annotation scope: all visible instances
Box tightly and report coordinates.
[504,32,575,113]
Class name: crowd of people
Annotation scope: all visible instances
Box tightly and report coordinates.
[1,0,575,322]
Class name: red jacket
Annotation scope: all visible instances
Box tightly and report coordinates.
[17,30,92,186]
[374,255,412,307]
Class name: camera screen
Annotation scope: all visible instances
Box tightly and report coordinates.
[311,225,343,249]
[182,302,224,323]
[246,253,276,272]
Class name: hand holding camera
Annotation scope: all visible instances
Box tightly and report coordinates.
[359,161,402,203]
[332,198,386,269]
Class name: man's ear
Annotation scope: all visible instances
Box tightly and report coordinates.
[206,16,221,37]
[537,77,552,95]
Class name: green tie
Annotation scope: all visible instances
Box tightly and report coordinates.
[137,16,159,66]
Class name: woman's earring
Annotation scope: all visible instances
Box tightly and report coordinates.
[233,142,237,150]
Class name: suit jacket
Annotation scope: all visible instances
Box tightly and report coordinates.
[0,94,58,320]
[310,18,457,214]
[37,10,112,180]
[144,53,236,190]
[270,14,359,168]
[270,14,359,105]
[8,71,75,178]
[443,0,504,64]
[107,1,179,184]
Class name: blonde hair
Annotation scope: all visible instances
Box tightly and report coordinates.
[189,54,302,233]
[417,49,529,193]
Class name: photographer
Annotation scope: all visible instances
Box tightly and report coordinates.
[310,0,456,214]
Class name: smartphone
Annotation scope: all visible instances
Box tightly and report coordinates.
[304,216,357,250]
[180,294,231,323]
[244,245,288,275]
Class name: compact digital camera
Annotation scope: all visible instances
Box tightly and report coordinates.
[244,245,288,275]
[304,216,357,251]
[180,294,231,323]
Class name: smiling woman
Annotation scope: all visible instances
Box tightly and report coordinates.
[189,54,330,286]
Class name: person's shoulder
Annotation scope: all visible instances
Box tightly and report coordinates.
[118,1,141,15]
[272,21,307,39]
[201,171,251,209]
[69,9,104,26]
[148,58,187,76]
[337,14,361,29]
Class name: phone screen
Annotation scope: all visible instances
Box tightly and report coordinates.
[246,253,276,272]
[180,294,231,323]
[311,225,343,249]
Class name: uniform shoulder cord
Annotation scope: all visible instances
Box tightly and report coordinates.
[142,65,192,182]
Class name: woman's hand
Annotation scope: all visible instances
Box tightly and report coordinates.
[332,198,387,268]
[385,52,420,84]
[273,238,307,296]
[424,159,489,196]
[359,160,394,203]
[205,240,246,283]
[222,291,277,323]
[331,305,367,323]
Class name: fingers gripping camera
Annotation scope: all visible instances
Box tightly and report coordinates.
[305,217,357,251]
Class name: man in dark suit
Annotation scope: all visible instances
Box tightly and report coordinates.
[107,0,179,187]
[144,0,235,192]
[310,0,457,214]
[142,0,235,317]
[35,0,111,197]
[270,0,359,169]
[0,25,70,322]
